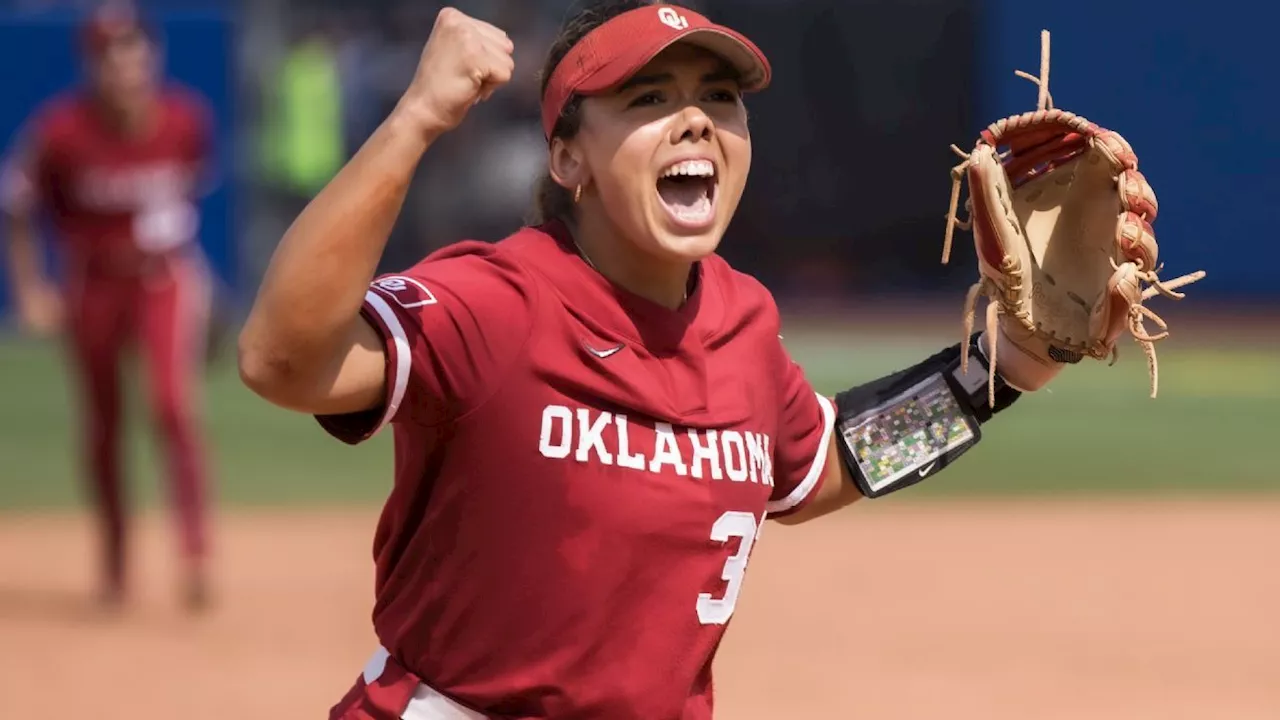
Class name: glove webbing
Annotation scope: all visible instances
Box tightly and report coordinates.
[942,30,1055,266]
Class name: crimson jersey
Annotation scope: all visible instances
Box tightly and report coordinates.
[319,221,834,719]
[0,86,211,265]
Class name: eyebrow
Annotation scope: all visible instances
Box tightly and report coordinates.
[617,72,673,92]
[702,67,742,84]
[616,66,742,93]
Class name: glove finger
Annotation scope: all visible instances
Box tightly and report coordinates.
[1090,263,1143,351]
[1096,129,1138,170]
[967,145,1028,273]
[1120,168,1158,222]
[1117,211,1158,270]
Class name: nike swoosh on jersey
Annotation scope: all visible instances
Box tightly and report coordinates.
[584,343,625,359]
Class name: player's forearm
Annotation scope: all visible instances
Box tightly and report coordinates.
[770,424,864,525]
[4,212,46,300]
[777,336,1022,521]
[239,107,440,382]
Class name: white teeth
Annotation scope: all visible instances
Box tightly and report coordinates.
[661,159,715,178]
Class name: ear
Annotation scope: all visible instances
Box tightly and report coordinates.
[548,136,590,193]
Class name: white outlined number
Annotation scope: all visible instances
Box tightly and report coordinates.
[696,511,761,625]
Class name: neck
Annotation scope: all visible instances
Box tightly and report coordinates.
[570,209,692,310]
[96,91,157,138]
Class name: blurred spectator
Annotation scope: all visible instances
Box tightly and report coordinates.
[235,0,977,297]
[333,7,384,158]
[258,13,345,215]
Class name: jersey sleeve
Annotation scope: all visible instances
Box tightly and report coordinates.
[315,243,537,444]
[765,344,836,517]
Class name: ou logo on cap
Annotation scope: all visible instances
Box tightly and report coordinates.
[658,7,689,30]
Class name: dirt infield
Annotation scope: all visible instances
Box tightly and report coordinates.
[1,499,1277,719]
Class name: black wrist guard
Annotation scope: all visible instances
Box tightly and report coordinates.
[833,333,1021,498]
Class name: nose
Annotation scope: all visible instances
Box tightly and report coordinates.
[670,105,714,145]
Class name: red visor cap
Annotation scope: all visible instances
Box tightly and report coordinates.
[541,5,772,139]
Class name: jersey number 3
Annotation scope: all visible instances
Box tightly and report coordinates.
[696,511,762,625]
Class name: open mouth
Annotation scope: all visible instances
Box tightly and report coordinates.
[656,158,718,229]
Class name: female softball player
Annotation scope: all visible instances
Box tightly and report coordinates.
[239,1,1061,717]
[3,5,215,611]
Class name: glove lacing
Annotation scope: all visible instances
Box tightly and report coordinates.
[959,270,1025,409]
[1110,258,1207,398]
[943,31,1055,266]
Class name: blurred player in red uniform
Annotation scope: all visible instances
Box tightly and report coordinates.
[241,1,1056,717]
[1,4,216,611]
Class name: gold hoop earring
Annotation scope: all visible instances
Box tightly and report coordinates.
[574,184,583,204]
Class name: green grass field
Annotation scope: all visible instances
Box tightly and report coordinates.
[1,327,1275,511]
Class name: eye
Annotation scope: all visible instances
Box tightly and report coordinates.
[705,87,741,103]
[628,91,664,108]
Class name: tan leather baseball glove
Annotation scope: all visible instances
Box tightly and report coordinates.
[942,30,1205,405]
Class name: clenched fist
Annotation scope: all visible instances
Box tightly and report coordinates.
[397,7,516,136]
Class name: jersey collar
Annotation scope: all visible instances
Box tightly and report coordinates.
[533,219,709,351]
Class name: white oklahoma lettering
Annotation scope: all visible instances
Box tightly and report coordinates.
[649,422,688,476]
[721,430,748,482]
[536,406,773,485]
[761,433,774,486]
[575,409,613,464]
[615,414,646,470]
[746,432,768,484]
[688,429,722,480]
[539,405,573,459]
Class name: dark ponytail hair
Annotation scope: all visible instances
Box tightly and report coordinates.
[530,0,698,224]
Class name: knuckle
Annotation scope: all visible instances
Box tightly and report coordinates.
[462,35,484,59]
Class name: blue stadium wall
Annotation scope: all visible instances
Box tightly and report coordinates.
[0,2,1272,316]
[0,8,235,316]
[976,0,1275,299]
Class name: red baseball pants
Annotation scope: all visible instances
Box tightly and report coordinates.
[63,250,213,593]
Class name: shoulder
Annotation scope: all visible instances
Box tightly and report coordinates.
[25,92,89,148]
[161,83,212,115]
[372,233,540,315]
[701,254,782,336]
[160,85,214,134]
[397,232,532,283]
[3,94,84,178]
[412,224,563,290]
[487,222,574,269]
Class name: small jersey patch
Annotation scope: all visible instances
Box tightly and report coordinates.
[371,276,438,309]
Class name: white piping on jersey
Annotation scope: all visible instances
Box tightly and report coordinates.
[765,393,835,514]
[365,290,411,435]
